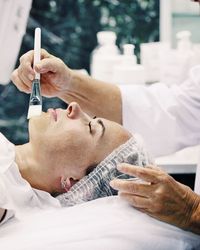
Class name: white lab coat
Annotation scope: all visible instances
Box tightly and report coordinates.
[119,65,200,194]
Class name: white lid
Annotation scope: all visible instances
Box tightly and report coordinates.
[176,30,192,51]
[123,44,135,56]
[176,30,191,40]
[121,44,137,65]
[97,31,117,45]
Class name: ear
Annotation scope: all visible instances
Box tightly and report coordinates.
[60,176,71,192]
[60,176,80,192]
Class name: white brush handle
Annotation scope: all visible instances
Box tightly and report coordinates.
[34,28,41,80]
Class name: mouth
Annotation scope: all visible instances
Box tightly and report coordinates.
[48,109,57,121]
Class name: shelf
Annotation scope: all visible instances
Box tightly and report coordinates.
[172,13,200,18]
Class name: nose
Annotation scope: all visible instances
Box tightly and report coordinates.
[67,102,87,120]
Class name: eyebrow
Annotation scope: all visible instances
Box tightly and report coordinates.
[97,119,105,138]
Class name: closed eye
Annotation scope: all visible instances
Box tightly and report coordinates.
[88,121,92,133]
[97,119,105,137]
[88,117,105,137]
[88,116,97,134]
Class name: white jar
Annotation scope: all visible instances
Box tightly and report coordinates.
[160,31,195,85]
[90,31,120,83]
[112,44,145,85]
[140,42,170,84]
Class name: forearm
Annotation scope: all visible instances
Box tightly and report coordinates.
[59,70,122,124]
[188,200,200,235]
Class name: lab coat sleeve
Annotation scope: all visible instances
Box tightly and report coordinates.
[119,65,200,158]
[0,210,14,226]
[0,175,15,225]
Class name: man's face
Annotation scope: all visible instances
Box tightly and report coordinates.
[29,102,131,191]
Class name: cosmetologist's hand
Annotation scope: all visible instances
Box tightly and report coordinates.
[11,49,72,97]
[110,164,200,232]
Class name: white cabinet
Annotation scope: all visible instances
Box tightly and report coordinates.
[0,0,32,84]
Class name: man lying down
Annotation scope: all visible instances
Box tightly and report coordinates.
[1,102,199,250]
[0,101,151,225]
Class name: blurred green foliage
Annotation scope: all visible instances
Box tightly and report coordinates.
[0,0,159,144]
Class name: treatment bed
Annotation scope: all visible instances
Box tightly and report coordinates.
[0,196,199,250]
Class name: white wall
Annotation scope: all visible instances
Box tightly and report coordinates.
[171,0,199,14]
[160,0,200,46]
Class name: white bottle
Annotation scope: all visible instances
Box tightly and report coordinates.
[112,44,145,85]
[176,30,194,83]
[160,30,194,85]
[176,30,192,52]
[90,31,120,83]
[140,42,170,83]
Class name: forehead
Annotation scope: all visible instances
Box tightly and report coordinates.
[101,118,129,143]
[103,118,123,131]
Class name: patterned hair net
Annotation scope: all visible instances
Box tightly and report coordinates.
[57,136,152,207]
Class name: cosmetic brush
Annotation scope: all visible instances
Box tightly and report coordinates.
[27,27,42,119]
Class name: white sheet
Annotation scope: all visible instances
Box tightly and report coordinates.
[0,196,199,250]
[0,132,61,225]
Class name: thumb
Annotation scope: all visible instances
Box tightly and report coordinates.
[35,58,57,74]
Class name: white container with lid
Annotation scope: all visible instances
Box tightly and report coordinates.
[112,44,145,85]
[160,30,195,85]
[140,42,170,84]
[90,31,120,83]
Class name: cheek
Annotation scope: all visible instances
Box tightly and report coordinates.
[44,130,91,156]
[63,132,96,167]
[36,135,69,168]
[29,116,49,139]
[67,135,92,156]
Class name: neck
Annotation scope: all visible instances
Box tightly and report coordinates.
[15,143,53,193]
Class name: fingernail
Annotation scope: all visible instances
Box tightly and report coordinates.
[28,74,34,81]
